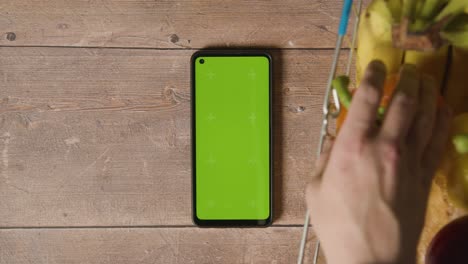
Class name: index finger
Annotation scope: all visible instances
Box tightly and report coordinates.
[380,65,420,144]
[340,60,386,140]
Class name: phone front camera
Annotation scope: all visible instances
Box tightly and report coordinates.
[200,59,205,64]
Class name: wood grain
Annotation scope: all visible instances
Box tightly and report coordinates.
[0,47,348,226]
[0,1,368,262]
[0,0,353,49]
[0,227,325,264]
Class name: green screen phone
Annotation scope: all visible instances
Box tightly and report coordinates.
[191,50,273,227]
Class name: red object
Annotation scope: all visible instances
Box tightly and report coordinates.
[426,216,468,264]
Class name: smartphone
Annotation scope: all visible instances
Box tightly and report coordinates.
[191,50,273,227]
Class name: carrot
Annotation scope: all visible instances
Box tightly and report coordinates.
[335,74,444,131]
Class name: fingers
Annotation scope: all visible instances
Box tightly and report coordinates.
[380,65,420,144]
[407,75,438,158]
[340,60,386,140]
[421,105,452,187]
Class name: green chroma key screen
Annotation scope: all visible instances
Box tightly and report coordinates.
[192,52,272,225]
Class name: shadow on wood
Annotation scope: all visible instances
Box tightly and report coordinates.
[271,49,285,222]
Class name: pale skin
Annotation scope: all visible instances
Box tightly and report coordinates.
[306,61,452,264]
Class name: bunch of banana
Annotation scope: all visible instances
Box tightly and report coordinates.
[356,0,468,113]
[334,0,468,263]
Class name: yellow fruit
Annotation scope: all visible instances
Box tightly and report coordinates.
[351,1,468,263]
[356,0,404,84]
[440,113,468,209]
[445,48,468,114]
[352,0,468,211]
[404,46,449,90]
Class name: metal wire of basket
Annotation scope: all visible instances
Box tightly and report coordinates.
[297,0,363,263]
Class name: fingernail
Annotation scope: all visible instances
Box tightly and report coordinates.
[370,60,386,74]
[397,64,420,99]
[395,92,416,107]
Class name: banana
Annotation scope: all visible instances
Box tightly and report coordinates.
[443,11,468,114]
[356,0,468,95]
[385,0,403,22]
[436,0,468,21]
[402,0,418,19]
[403,0,451,89]
[356,0,404,83]
[420,0,449,19]
[404,46,449,91]
[351,1,468,263]
[442,13,468,47]
[445,47,468,114]
[413,0,449,31]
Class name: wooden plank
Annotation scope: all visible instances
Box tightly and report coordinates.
[0,47,348,226]
[0,0,351,49]
[0,227,325,264]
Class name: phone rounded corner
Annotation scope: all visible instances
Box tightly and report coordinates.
[192,215,204,227]
[262,217,273,227]
[255,52,272,67]
[261,52,273,63]
[191,51,203,64]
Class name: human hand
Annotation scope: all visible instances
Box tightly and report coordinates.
[305,61,452,264]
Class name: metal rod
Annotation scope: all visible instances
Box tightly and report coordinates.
[313,240,321,263]
[309,1,363,263]
[297,212,310,264]
[297,0,360,262]
[323,37,343,119]
[296,35,342,264]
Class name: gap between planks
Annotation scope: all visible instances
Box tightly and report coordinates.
[0,44,344,52]
[0,224,307,230]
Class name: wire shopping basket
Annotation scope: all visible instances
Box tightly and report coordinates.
[297,0,363,263]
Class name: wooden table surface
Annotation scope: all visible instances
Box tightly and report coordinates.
[0,1,358,263]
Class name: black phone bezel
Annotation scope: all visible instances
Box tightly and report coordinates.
[191,50,274,227]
